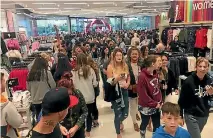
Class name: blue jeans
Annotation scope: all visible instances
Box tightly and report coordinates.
[111,88,129,134]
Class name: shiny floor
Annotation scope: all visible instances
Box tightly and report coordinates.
[91,87,213,138]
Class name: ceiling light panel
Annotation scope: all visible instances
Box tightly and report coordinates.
[63,3,87,5]
[63,8,81,10]
[93,2,114,5]
[133,6,148,8]
[32,3,56,5]
[38,8,59,10]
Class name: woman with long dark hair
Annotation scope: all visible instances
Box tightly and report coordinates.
[107,48,130,138]
[137,55,162,138]
[140,46,149,61]
[51,53,72,82]
[27,56,56,119]
[58,73,88,138]
[126,47,143,132]
[160,54,178,100]
[72,53,98,137]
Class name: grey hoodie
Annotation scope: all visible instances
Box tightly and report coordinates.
[27,71,56,104]
[1,100,23,138]
[72,67,98,104]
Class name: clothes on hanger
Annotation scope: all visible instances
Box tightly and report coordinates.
[207,29,212,48]
[9,68,29,91]
[195,28,208,49]
[6,50,22,59]
[6,39,20,50]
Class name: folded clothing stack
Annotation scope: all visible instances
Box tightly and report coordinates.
[12,90,31,109]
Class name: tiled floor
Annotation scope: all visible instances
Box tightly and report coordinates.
[91,87,213,138]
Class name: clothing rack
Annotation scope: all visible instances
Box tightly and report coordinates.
[169,21,213,60]
[11,62,29,69]
[160,21,213,72]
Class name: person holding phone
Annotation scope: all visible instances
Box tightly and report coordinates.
[107,48,130,138]
[178,57,213,138]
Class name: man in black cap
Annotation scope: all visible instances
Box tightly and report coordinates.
[31,88,70,138]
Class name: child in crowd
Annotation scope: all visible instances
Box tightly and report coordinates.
[153,102,191,138]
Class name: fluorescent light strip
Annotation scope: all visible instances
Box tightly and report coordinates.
[153,5,170,7]
[38,8,59,10]
[122,2,138,4]
[93,2,114,5]
[64,3,87,5]
[141,9,153,10]
[32,3,56,5]
[133,6,148,8]
[16,8,33,10]
[63,8,81,10]
[147,1,165,4]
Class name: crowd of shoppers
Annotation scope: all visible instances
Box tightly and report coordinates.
[1,30,213,138]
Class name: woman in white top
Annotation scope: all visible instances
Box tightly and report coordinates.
[72,53,98,138]
[107,48,130,138]
[126,47,143,132]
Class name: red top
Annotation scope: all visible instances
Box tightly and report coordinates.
[9,69,29,91]
[137,68,162,108]
[195,28,208,49]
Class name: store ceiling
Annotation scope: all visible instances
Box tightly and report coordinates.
[1,0,171,18]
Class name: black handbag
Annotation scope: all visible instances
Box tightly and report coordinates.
[104,82,121,102]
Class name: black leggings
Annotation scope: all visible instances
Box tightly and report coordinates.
[92,97,99,120]
[86,103,95,132]
[140,111,160,135]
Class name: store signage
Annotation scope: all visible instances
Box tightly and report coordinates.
[193,0,213,10]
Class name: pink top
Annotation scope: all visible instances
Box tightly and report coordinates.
[32,41,40,51]
[6,39,20,50]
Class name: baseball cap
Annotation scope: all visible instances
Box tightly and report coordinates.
[42,88,70,116]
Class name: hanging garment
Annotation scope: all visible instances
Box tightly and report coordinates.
[32,41,40,51]
[178,57,188,75]
[6,39,20,50]
[9,68,29,91]
[6,50,22,59]
[178,29,188,43]
[167,29,173,45]
[187,56,196,72]
[172,29,181,40]
[207,29,212,48]
[195,28,208,49]
[169,58,180,79]
[1,37,8,55]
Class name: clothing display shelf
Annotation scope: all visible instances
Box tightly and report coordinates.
[6,80,32,137]
[160,21,213,71]
[169,21,213,59]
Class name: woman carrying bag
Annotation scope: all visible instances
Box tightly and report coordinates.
[126,47,143,132]
[107,48,130,138]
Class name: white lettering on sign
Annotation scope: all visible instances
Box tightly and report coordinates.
[193,0,213,10]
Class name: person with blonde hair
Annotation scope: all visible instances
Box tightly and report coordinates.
[178,57,213,138]
[72,53,98,137]
[107,48,130,138]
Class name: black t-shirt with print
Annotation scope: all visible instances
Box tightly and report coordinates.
[31,124,62,138]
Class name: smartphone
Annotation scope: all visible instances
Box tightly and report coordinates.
[120,73,125,78]
[7,78,19,87]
